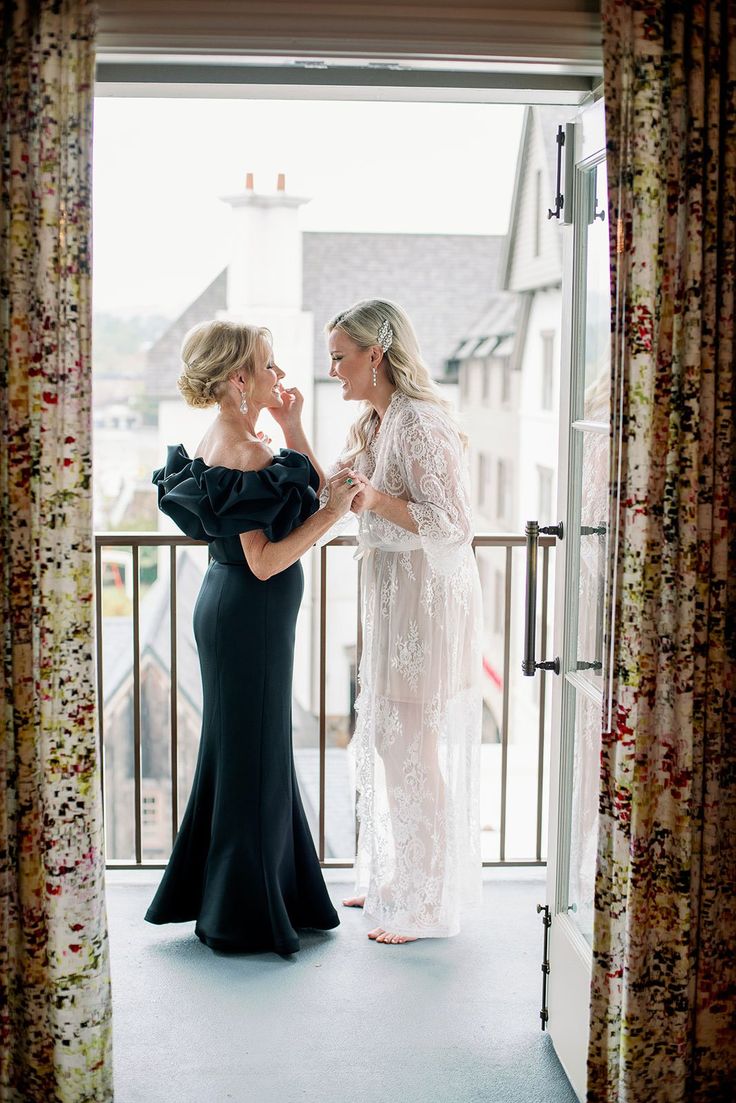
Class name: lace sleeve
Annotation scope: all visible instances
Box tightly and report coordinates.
[363,403,473,572]
[401,407,473,573]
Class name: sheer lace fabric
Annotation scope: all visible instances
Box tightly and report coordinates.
[324,393,482,937]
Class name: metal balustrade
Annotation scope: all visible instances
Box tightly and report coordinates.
[95,532,555,870]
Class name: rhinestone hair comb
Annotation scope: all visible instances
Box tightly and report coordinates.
[377,318,393,353]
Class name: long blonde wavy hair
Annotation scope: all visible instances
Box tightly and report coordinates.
[325,299,462,463]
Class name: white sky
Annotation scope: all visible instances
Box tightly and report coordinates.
[92,98,525,317]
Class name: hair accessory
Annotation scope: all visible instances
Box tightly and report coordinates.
[377,318,393,353]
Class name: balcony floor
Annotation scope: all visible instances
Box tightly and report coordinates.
[108,870,577,1103]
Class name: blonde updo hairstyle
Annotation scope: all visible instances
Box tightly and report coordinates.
[177,319,271,409]
[326,298,462,462]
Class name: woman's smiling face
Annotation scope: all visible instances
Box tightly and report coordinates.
[249,339,285,409]
[328,328,374,402]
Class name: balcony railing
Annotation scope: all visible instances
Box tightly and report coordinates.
[95,532,555,870]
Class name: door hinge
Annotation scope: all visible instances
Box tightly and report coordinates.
[536,903,551,1030]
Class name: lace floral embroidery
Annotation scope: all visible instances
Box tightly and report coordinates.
[399,552,416,580]
[380,572,398,617]
[391,620,428,690]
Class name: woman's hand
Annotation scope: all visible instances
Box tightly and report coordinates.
[349,476,382,515]
[269,386,304,430]
[322,468,361,518]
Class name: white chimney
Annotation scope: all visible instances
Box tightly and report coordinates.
[220,172,309,312]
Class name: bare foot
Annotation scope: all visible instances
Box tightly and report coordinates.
[368,927,417,944]
[342,895,365,908]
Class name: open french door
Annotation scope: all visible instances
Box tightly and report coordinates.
[526,95,612,1101]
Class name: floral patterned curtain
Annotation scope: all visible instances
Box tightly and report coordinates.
[590,3,736,1101]
[0,2,113,1100]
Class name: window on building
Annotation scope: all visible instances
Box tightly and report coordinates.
[142,793,158,824]
[460,363,469,403]
[482,360,492,404]
[537,465,554,522]
[500,357,511,404]
[541,330,555,410]
[478,452,488,510]
[496,459,511,522]
[534,169,542,258]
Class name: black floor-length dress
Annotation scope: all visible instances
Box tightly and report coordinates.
[145,444,339,954]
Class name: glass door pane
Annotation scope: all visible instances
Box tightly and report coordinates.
[582,161,611,422]
[560,153,611,938]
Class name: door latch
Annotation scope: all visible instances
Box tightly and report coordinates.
[537,903,551,1029]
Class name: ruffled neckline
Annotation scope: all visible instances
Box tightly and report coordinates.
[152,444,320,545]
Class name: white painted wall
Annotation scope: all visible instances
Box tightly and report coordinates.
[517,288,560,530]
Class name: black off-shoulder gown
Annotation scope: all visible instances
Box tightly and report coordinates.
[144,444,339,954]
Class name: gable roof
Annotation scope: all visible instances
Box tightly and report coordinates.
[500,105,572,291]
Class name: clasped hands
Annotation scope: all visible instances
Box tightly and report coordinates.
[326,468,381,517]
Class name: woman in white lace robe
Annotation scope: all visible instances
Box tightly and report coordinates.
[323,300,482,944]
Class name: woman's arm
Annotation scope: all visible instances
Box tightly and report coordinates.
[281,424,326,491]
[350,479,419,534]
[269,387,326,491]
[240,468,357,580]
[350,405,472,569]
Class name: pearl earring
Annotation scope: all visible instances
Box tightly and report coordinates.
[371,365,378,387]
[239,391,248,413]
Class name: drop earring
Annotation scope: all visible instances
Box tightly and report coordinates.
[371,365,377,388]
[239,390,248,413]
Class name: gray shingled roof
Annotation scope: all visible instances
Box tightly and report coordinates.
[145,233,503,397]
[303,232,504,380]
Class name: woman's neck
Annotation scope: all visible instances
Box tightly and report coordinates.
[369,385,397,423]
[217,400,262,440]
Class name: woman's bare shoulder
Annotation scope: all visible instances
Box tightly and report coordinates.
[196,438,274,473]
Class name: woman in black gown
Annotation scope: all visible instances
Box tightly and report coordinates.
[145,319,359,954]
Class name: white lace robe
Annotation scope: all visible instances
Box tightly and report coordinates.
[325,393,482,937]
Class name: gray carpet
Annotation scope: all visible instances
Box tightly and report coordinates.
[107,872,578,1103]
